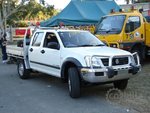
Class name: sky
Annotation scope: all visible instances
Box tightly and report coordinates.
[45,0,126,9]
[45,0,71,9]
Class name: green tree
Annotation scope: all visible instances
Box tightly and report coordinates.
[0,0,26,31]
[1,0,57,30]
[8,0,57,26]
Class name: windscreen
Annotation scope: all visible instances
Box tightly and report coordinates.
[95,15,126,34]
[58,31,105,48]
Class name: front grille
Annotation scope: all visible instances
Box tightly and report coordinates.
[101,58,109,66]
[112,57,128,66]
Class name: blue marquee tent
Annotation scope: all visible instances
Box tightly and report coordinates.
[40,0,120,27]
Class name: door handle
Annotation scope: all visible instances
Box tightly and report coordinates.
[30,48,33,52]
[41,50,45,54]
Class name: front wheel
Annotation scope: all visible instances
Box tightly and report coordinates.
[68,67,81,98]
[113,79,128,90]
[17,60,30,79]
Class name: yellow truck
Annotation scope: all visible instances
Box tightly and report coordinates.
[94,8,150,60]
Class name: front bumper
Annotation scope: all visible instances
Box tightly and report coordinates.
[80,65,141,83]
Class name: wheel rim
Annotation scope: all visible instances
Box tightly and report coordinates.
[19,63,24,76]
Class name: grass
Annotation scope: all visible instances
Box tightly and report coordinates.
[126,62,150,113]
[110,59,150,113]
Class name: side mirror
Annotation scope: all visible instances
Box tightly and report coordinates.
[47,42,60,50]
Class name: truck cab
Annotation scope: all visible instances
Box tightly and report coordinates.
[95,9,150,60]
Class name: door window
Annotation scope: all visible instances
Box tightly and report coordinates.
[32,32,44,46]
[125,16,141,33]
[43,32,59,50]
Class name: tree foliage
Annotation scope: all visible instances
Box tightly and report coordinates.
[16,0,55,20]
[0,0,21,31]
[0,0,57,29]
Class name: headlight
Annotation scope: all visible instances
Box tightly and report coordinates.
[91,57,102,67]
[84,56,102,67]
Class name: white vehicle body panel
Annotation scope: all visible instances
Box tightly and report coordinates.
[6,45,24,58]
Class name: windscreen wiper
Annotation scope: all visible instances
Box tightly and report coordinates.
[79,44,105,47]
[79,44,92,47]
[93,44,105,46]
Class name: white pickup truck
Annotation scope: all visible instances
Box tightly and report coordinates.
[6,28,141,98]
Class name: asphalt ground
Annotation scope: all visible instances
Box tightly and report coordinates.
[0,62,139,113]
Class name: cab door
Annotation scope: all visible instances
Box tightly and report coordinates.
[38,32,61,77]
[28,32,45,71]
[124,16,145,42]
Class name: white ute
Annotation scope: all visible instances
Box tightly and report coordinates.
[6,28,141,98]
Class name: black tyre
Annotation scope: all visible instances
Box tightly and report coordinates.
[113,79,128,90]
[68,67,81,98]
[17,60,30,79]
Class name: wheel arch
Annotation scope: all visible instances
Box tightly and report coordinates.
[130,42,145,51]
[61,58,82,82]
[130,42,146,60]
[17,59,30,79]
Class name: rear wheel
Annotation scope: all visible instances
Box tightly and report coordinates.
[113,79,128,90]
[68,67,81,98]
[17,60,30,79]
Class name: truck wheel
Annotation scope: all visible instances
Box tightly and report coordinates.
[113,79,128,90]
[68,67,81,98]
[17,60,30,79]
